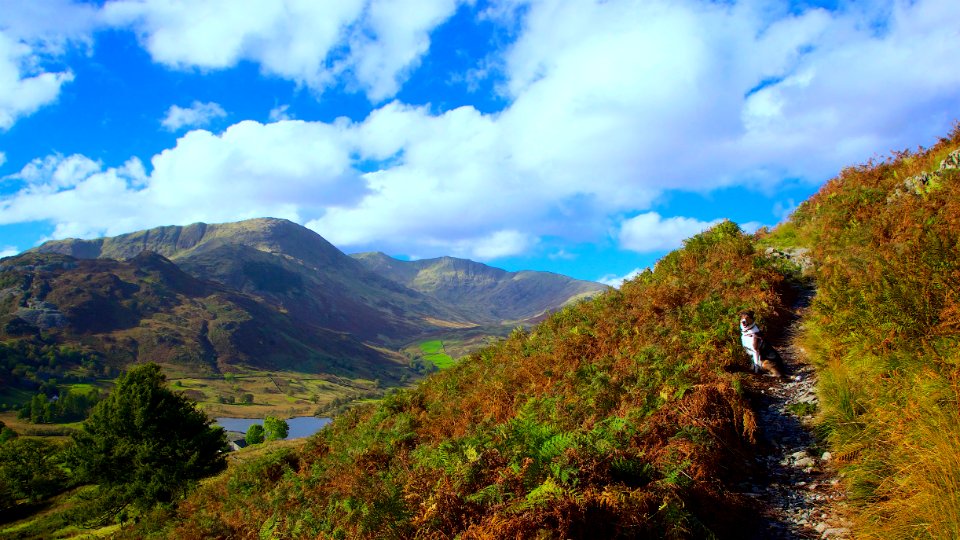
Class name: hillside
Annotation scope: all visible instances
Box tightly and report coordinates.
[127,222,798,538]
[352,252,607,324]
[764,127,960,537]
[0,251,402,382]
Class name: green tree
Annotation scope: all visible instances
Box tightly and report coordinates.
[263,416,289,441]
[245,424,265,445]
[0,438,67,509]
[69,363,228,520]
[0,425,16,444]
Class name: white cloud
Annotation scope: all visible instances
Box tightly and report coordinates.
[0,0,98,130]
[102,0,463,101]
[161,101,227,131]
[0,246,19,258]
[344,0,461,101]
[0,32,75,130]
[0,121,366,239]
[619,213,721,253]
[12,153,103,190]
[467,230,533,260]
[0,152,6,167]
[598,268,643,289]
[268,104,292,122]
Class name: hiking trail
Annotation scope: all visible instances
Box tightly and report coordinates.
[740,285,853,539]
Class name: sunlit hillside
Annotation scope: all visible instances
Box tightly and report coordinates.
[127,222,798,538]
[768,126,960,538]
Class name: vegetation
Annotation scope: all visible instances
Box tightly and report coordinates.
[245,424,265,445]
[0,437,69,510]
[418,339,455,369]
[781,126,960,537]
[18,387,100,424]
[169,370,383,419]
[130,221,794,538]
[69,363,228,522]
[0,341,105,410]
[263,416,289,441]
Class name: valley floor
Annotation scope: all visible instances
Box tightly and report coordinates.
[739,287,853,539]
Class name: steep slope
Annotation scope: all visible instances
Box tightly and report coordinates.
[33,218,471,345]
[352,252,608,324]
[133,222,799,538]
[765,129,960,537]
[0,251,403,382]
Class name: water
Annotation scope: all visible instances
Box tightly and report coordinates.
[215,416,332,439]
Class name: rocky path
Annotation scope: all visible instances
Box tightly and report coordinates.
[741,286,853,539]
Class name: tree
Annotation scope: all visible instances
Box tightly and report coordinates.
[0,421,16,444]
[0,438,67,509]
[69,363,228,519]
[245,424,265,445]
[263,416,289,441]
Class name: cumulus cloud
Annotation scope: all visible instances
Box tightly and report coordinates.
[0,121,367,239]
[0,32,75,130]
[344,0,461,101]
[3,0,960,263]
[101,0,463,101]
[0,0,98,130]
[12,153,103,190]
[0,246,19,258]
[619,213,722,253]
[161,101,227,131]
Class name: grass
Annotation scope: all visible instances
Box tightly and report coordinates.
[0,485,120,539]
[418,340,455,369]
[787,127,960,537]
[169,371,380,419]
[786,402,817,418]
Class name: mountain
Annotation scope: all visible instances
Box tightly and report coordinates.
[352,252,608,325]
[32,218,473,346]
[0,251,402,380]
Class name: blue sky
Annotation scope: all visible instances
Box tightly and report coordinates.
[1,0,958,285]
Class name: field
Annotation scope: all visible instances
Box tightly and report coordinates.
[165,370,383,419]
[416,339,455,369]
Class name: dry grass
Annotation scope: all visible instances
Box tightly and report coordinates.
[789,125,960,538]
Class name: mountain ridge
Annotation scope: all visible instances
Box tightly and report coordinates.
[352,251,608,324]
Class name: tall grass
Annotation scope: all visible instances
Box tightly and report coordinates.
[790,125,960,538]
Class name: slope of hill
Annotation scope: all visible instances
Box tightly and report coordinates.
[130,222,798,538]
[352,252,608,324]
[32,218,472,345]
[0,251,403,382]
[764,127,960,537]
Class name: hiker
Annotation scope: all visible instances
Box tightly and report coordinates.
[739,310,782,376]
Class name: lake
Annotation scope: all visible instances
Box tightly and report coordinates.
[216,416,332,439]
